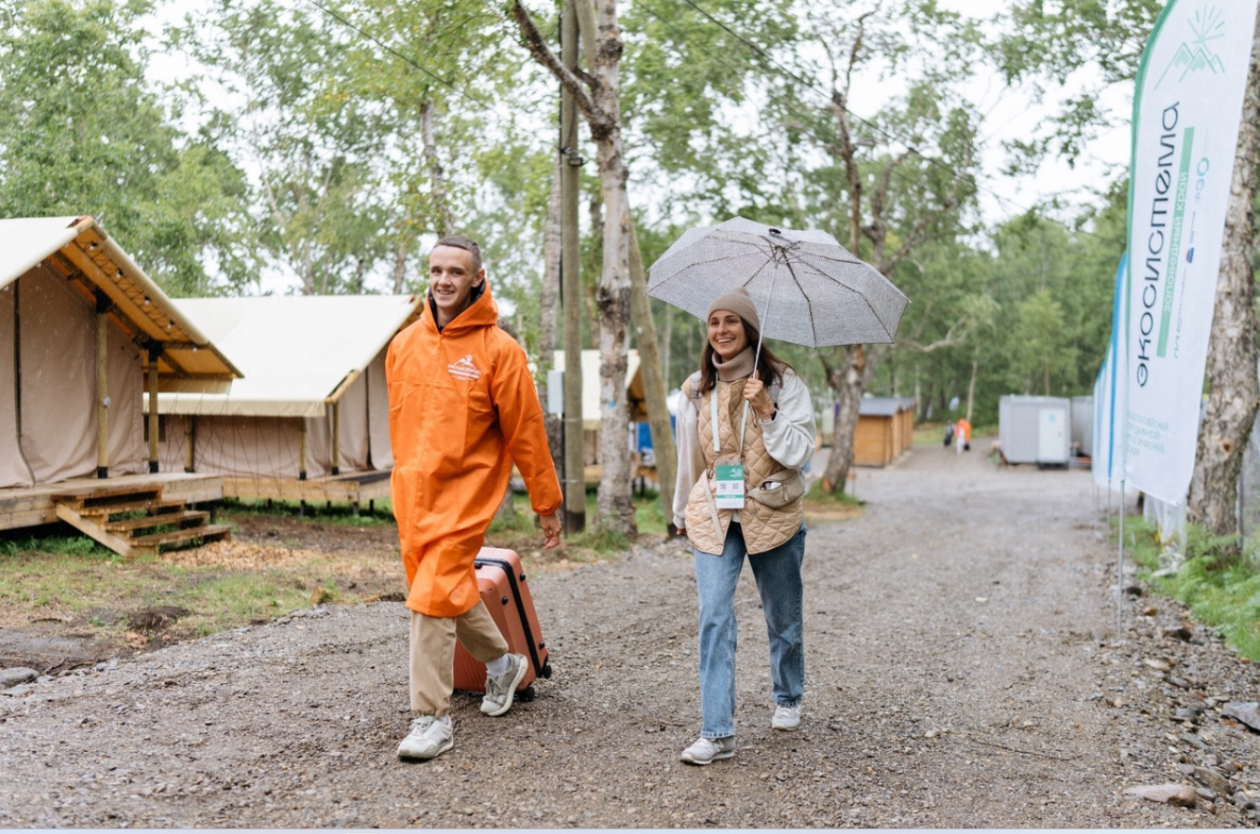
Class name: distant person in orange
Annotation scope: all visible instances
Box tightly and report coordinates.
[955,417,971,454]
[387,235,563,761]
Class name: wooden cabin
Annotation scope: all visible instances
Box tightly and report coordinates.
[0,216,243,556]
[853,396,915,467]
[152,295,422,509]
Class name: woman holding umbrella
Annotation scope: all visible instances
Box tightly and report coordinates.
[673,287,816,766]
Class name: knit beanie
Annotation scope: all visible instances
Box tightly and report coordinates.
[706,286,761,331]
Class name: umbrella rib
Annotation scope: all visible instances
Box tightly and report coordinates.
[799,251,870,268]
[657,250,766,273]
[780,258,824,346]
[796,258,897,342]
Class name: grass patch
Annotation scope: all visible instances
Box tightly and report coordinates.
[1126,515,1260,660]
[913,421,996,447]
[0,532,116,559]
[485,488,669,560]
[801,479,863,522]
[0,526,399,650]
[164,569,340,637]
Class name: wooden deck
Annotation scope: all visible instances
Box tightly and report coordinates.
[0,473,225,533]
[222,470,392,507]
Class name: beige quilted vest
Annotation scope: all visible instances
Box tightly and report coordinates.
[683,374,804,555]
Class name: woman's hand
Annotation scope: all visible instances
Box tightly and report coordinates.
[743,371,775,420]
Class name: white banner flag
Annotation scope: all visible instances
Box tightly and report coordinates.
[1123,0,1260,504]
[1093,253,1127,489]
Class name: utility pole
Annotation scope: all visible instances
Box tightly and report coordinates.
[560,0,585,534]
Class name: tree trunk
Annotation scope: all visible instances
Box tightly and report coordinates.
[587,191,604,348]
[541,160,564,482]
[420,101,453,236]
[582,0,634,535]
[821,345,866,493]
[661,302,673,387]
[628,216,677,533]
[1186,16,1260,545]
[508,0,635,534]
[391,237,408,295]
[966,354,978,424]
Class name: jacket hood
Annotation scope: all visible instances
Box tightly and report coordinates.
[425,280,498,335]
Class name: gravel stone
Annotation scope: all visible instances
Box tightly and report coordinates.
[0,667,38,689]
[2,447,1259,827]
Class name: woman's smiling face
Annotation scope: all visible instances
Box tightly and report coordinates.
[707,310,748,361]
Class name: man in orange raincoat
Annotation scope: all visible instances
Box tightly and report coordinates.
[387,235,562,761]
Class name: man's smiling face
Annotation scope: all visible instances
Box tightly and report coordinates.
[428,245,484,327]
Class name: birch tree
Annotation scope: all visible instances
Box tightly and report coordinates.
[1003,0,1260,544]
[511,0,636,534]
[773,3,982,493]
[1187,14,1260,544]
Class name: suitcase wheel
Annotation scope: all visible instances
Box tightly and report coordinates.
[516,684,536,702]
[540,661,552,679]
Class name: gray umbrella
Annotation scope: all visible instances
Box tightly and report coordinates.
[647,217,908,349]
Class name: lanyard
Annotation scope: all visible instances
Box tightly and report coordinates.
[711,383,750,458]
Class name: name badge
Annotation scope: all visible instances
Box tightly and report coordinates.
[714,464,746,509]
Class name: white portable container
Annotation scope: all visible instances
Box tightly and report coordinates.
[999,395,1071,465]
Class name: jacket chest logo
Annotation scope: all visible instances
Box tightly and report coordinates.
[448,354,482,381]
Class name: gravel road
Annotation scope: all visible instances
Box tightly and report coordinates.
[3,443,1260,828]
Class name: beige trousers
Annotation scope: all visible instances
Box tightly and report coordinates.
[409,601,508,716]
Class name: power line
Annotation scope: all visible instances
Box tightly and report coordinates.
[299,0,506,119]
[670,0,1044,220]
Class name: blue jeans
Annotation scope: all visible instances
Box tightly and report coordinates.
[694,523,806,739]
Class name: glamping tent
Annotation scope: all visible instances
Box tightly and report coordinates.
[552,349,642,469]
[0,216,242,552]
[153,295,423,506]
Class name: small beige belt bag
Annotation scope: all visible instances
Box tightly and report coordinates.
[747,468,805,509]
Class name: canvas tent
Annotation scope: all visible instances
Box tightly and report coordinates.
[0,216,241,491]
[152,295,422,497]
[551,349,642,468]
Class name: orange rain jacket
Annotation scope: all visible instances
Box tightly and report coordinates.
[386,282,562,617]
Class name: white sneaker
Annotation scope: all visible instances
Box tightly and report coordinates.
[680,736,735,765]
[397,715,452,760]
[772,704,801,731]
[480,653,529,717]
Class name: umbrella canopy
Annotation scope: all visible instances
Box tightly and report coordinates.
[647,217,908,347]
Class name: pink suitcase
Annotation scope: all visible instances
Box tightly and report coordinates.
[452,547,551,698]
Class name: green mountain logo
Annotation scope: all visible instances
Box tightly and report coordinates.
[1155,5,1227,89]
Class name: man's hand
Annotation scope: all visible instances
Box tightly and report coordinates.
[540,513,562,549]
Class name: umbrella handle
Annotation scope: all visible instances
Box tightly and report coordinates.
[752,266,777,370]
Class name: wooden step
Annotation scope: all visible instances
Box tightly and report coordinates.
[104,510,209,533]
[78,499,187,519]
[51,484,164,502]
[127,524,233,549]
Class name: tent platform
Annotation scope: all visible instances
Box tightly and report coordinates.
[222,470,392,507]
[0,473,225,533]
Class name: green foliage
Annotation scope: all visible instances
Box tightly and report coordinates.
[1128,516,1260,661]
[997,0,1162,172]
[0,532,115,559]
[0,0,257,295]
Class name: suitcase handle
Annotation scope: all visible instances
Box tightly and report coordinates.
[474,556,546,677]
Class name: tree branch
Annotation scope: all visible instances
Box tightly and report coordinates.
[509,0,605,129]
